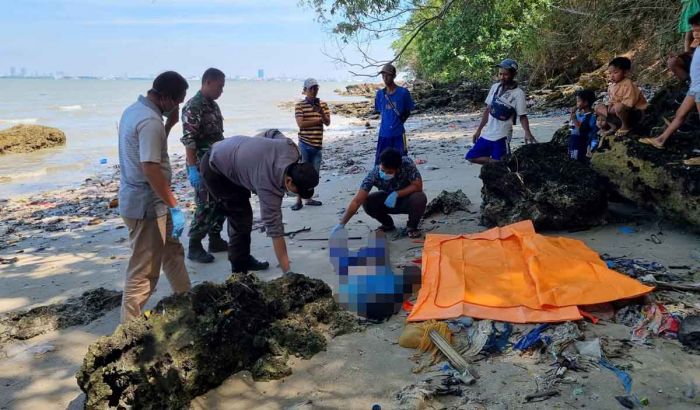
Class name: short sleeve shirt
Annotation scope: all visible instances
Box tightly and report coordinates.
[360,157,421,193]
[295,98,330,148]
[608,78,648,111]
[571,111,598,141]
[481,83,527,141]
[118,95,171,219]
[375,86,415,139]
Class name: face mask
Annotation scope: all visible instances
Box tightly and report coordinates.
[379,170,394,181]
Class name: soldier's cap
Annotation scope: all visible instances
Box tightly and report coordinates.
[303,78,319,90]
[496,58,519,72]
[289,162,319,199]
[379,64,397,76]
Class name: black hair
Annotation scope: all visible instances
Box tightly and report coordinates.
[689,11,700,26]
[151,71,189,100]
[608,57,632,71]
[575,89,596,108]
[286,162,319,199]
[202,67,225,84]
[379,148,402,169]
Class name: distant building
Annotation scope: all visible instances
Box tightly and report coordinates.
[257,69,264,80]
[20,67,27,77]
[10,67,16,77]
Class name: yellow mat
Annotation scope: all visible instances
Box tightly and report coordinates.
[408,221,654,323]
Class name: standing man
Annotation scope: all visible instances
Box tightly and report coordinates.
[466,59,537,164]
[181,68,228,263]
[291,78,330,211]
[118,71,191,322]
[201,129,320,274]
[333,148,427,239]
[374,63,415,164]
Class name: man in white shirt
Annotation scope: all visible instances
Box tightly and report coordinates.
[466,59,537,164]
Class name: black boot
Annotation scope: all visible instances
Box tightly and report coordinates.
[188,238,215,263]
[247,255,270,271]
[207,233,228,253]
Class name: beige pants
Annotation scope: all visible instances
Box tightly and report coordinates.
[121,213,191,322]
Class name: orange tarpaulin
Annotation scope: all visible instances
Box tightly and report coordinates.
[408,221,654,323]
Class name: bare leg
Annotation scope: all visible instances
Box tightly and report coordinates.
[615,104,632,132]
[468,157,497,165]
[656,95,695,145]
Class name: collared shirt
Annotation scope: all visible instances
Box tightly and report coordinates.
[208,130,300,238]
[181,91,225,161]
[481,82,527,142]
[608,78,648,110]
[375,86,414,139]
[360,156,421,193]
[295,98,330,148]
[118,95,171,219]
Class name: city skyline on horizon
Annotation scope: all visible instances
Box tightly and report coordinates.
[1,1,394,82]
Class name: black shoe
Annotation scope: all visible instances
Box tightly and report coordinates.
[291,202,303,211]
[188,239,215,263]
[208,233,228,253]
[247,255,270,271]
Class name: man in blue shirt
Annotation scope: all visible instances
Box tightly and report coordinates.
[374,64,415,164]
[333,148,427,239]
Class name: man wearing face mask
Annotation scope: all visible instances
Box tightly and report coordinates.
[333,148,426,239]
[181,67,228,263]
[201,129,320,274]
[117,71,191,322]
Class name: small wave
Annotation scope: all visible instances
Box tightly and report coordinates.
[0,118,38,125]
[58,105,83,111]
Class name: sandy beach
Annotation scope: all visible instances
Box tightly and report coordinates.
[1,108,699,410]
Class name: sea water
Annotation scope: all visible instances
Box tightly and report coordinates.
[0,78,365,198]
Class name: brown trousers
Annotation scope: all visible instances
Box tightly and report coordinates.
[121,213,191,322]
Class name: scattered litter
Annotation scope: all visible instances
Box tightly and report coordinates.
[446,317,473,333]
[395,377,462,410]
[483,322,513,353]
[514,324,550,351]
[603,255,669,279]
[615,396,635,409]
[462,319,492,357]
[575,338,602,359]
[599,359,633,395]
[573,386,585,396]
[678,315,700,350]
[631,303,681,344]
[0,256,19,265]
[618,226,636,234]
[524,389,559,403]
[615,305,643,327]
[415,158,427,164]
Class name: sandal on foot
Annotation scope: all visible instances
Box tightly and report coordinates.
[290,203,303,211]
[638,137,664,149]
[614,129,631,137]
[683,156,700,166]
[305,199,322,206]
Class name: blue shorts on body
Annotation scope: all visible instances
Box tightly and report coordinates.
[465,137,508,161]
[375,135,406,164]
[299,141,322,172]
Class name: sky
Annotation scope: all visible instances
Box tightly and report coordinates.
[0,0,394,80]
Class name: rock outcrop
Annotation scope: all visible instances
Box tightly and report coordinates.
[480,142,608,230]
[76,273,361,409]
[0,124,66,154]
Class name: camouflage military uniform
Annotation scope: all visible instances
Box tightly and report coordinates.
[181,91,226,241]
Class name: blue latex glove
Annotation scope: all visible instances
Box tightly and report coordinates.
[331,223,345,235]
[169,208,185,239]
[187,165,201,190]
[384,191,398,208]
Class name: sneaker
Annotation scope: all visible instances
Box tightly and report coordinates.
[291,202,303,211]
[207,233,228,253]
[187,239,215,263]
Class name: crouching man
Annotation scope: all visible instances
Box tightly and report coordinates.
[333,148,426,239]
[201,129,319,274]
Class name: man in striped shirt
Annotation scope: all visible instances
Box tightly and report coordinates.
[292,78,330,211]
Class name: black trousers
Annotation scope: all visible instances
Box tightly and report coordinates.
[362,191,427,230]
[200,152,253,273]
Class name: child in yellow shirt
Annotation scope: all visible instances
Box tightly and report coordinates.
[595,57,648,137]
